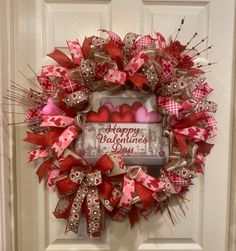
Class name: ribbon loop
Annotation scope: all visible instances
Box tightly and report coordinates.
[62,89,89,110]
[69,169,85,184]
[127,166,142,179]
[85,170,102,186]
[114,166,165,221]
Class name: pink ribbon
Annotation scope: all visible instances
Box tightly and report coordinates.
[192,83,213,100]
[36,115,79,158]
[104,69,126,85]
[154,32,166,49]
[158,96,182,117]
[41,65,68,78]
[202,113,217,138]
[58,78,80,93]
[124,51,149,76]
[173,113,217,141]
[159,59,174,84]
[51,125,78,157]
[28,147,49,162]
[114,166,165,220]
[46,169,60,190]
[37,76,55,94]
[167,172,191,187]
[174,126,208,141]
[41,65,79,93]
[41,115,74,128]
[159,170,191,196]
[135,35,155,50]
[103,51,149,85]
[24,108,42,122]
[67,40,84,65]
[99,29,123,46]
[117,176,135,211]
[127,166,165,192]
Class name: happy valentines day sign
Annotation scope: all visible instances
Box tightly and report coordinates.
[96,123,148,156]
[75,122,169,165]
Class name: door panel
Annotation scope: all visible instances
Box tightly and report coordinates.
[14,0,235,251]
[43,2,110,56]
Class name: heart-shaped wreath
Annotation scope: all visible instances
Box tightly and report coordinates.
[9,19,217,237]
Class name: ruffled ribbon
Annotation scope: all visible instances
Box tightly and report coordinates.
[172,112,217,153]
[158,93,217,157]
[103,49,150,89]
[114,166,165,222]
[25,115,79,160]
[37,30,169,94]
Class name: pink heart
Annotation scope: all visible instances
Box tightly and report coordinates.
[103,102,120,112]
[41,97,63,116]
[135,106,160,123]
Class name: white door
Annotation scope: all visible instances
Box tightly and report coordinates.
[10,0,235,251]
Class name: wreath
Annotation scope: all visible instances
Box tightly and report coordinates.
[9,19,217,237]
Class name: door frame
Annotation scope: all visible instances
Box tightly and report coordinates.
[229,10,236,247]
[0,0,236,251]
[0,0,15,251]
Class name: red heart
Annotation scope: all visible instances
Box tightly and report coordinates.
[111,111,134,123]
[87,106,110,122]
[131,101,143,112]
[54,118,62,126]
[119,104,132,114]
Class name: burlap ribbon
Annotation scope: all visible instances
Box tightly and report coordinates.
[66,168,102,237]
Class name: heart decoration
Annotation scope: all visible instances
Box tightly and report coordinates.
[131,101,143,112]
[41,97,63,116]
[103,102,117,112]
[111,111,135,123]
[135,106,160,123]
[104,101,143,115]
[119,104,133,114]
[87,106,110,122]
[87,102,160,123]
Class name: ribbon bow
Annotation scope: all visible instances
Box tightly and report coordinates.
[66,168,102,237]
[52,153,125,236]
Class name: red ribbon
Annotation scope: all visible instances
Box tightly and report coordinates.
[36,158,56,183]
[24,128,63,147]
[104,42,149,89]
[173,112,206,129]
[82,36,93,59]
[114,166,165,222]
[105,40,124,70]
[174,132,187,156]
[171,112,216,154]
[47,49,76,69]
